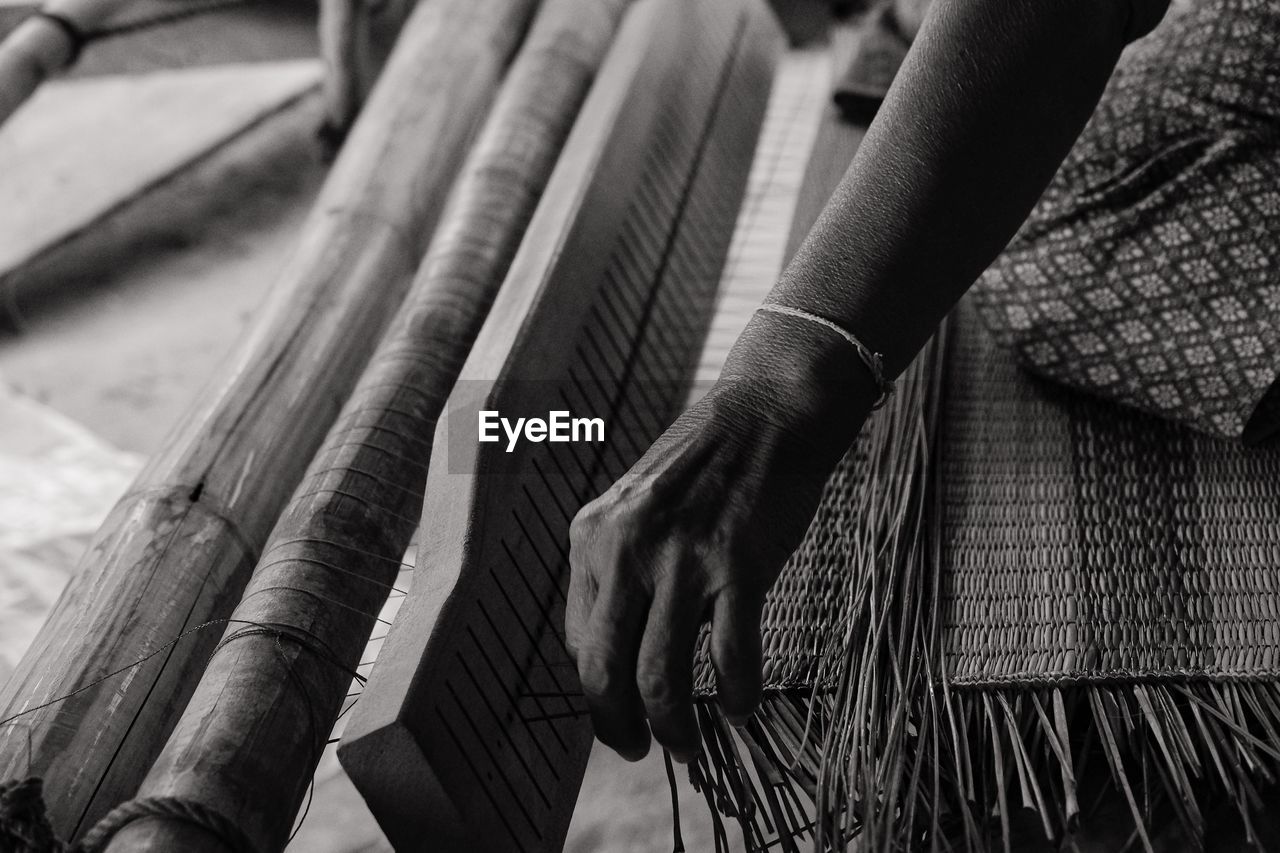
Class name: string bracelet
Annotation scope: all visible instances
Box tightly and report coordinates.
[756,303,895,409]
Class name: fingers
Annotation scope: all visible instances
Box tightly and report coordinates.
[710,586,764,726]
[564,537,597,666]
[637,576,705,763]
[575,574,652,762]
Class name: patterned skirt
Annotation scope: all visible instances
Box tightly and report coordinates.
[975,0,1280,445]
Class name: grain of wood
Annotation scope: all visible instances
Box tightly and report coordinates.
[782,25,864,262]
[338,1,781,849]
[102,2,631,850]
[0,0,537,840]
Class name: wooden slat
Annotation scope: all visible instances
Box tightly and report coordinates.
[782,24,864,262]
[687,43,833,402]
[102,2,631,850]
[338,1,782,850]
[0,61,321,306]
[0,0,538,839]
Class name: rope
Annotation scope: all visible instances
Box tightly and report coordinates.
[0,620,370,852]
[78,795,260,853]
[0,778,260,853]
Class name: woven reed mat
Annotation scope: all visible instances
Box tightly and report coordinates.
[687,300,1280,852]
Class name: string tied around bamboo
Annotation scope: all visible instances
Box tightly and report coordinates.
[0,618,370,853]
[1,780,258,853]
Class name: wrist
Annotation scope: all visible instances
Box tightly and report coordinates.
[711,310,879,460]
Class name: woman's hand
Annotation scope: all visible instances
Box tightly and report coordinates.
[565,313,877,763]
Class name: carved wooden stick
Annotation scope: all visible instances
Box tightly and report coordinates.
[103,2,630,850]
[0,0,537,840]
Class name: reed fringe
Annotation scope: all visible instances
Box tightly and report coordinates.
[683,319,1280,851]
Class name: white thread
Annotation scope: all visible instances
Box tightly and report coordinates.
[756,303,895,409]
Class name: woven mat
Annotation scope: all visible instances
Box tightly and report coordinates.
[684,300,1280,851]
[942,300,1280,687]
[697,300,1280,695]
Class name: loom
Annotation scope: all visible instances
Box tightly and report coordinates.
[338,0,780,848]
[4,1,1280,851]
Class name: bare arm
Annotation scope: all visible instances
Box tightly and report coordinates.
[731,0,1164,449]
[567,0,1168,763]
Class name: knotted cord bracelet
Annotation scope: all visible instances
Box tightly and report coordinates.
[756,303,895,410]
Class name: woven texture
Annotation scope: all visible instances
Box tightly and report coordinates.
[686,303,1280,852]
[943,301,1280,686]
[693,301,1280,695]
[975,0,1280,444]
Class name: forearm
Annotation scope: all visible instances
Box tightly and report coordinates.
[723,0,1155,449]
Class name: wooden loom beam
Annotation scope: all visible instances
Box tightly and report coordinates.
[102,1,631,850]
[339,0,782,849]
[0,0,538,839]
[0,0,116,126]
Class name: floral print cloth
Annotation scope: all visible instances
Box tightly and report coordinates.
[974,0,1280,444]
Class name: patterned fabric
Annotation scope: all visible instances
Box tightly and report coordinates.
[974,0,1280,444]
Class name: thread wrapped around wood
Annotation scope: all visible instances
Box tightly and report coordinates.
[97,2,633,851]
[339,0,782,849]
[0,0,539,839]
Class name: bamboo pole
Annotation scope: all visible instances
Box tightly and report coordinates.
[338,0,781,848]
[0,0,538,840]
[318,0,418,135]
[0,0,118,126]
[101,2,629,850]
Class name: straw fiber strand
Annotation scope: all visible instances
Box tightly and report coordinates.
[943,302,1280,686]
[687,302,1280,851]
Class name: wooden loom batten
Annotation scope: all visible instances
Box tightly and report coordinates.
[101,1,632,851]
[0,0,539,838]
[338,1,782,850]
